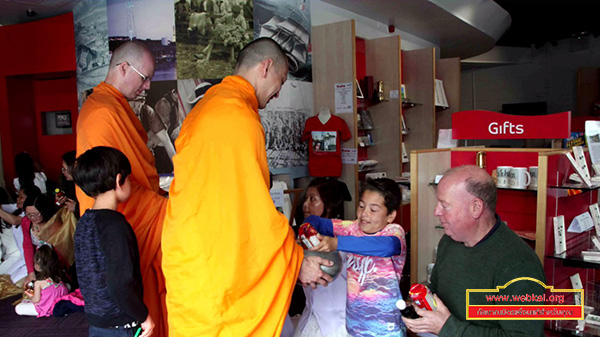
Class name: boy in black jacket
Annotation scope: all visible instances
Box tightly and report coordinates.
[73,146,154,337]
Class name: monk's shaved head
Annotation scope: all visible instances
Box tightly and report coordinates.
[109,41,153,69]
[234,37,288,74]
[105,41,155,100]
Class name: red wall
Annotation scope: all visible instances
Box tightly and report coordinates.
[34,78,78,182]
[0,13,76,192]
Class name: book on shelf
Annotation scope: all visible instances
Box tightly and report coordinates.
[400,84,406,102]
[434,79,449,108]
[566,151,593,187]
[553,215,566,255]
[358,109,373,130]
[564,131,585,149]
[402,143,409,163]
[356,78,364,99]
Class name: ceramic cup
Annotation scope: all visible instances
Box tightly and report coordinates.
[529,166,538,190]
[496,166,513,188]
[509,167,531,189]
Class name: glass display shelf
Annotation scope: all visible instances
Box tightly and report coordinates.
[548,183,600,191]
[546,319,600,336]
[546,253,600,270]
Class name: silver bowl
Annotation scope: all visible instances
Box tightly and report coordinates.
[304,250,343,279]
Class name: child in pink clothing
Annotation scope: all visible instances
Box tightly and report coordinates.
[15,245,69,317]
[304,178,407,337]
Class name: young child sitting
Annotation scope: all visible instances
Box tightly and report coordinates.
[304,178,407,337]
[15,245,69,317]
[73,146,154,337]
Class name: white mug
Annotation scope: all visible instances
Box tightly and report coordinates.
[496,166,512,188]
[529,166,538,190]
[509,167,531,189]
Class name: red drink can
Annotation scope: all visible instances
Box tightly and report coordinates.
[409,283,438,311]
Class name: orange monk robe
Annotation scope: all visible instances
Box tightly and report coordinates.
[76,82,168,337]
[162,76,304,337]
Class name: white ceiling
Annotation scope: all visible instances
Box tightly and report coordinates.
[320,0,511,59]
[0,0,78,27]
[0,0,511,59]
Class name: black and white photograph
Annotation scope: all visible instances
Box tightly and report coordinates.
[129,81,181,174]
[73,0,110,108]
[108,0,176,81]
[175,0,254,79]
[253,0,311,82]
[177,78,222,117]
[260,80,312,169]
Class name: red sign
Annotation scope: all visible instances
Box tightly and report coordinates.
[452,110,571,139]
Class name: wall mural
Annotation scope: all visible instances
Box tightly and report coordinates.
[253,0,311,82]
[73,0,110,109]
[175,0,254,79]
[73,0,313,174]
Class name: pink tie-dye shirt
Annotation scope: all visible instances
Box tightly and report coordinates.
[332,219,407,337]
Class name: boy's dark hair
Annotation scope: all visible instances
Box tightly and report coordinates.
[34,245,66,283]
[73,146,132,197]
[360,178,402,215]
[23,194,57,223]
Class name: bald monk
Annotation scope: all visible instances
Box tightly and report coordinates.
[162,37,333,337]
[76,41,168,337]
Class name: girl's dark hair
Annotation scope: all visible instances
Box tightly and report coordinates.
[23,194,57,224]
[73,146,132,197]
[360,178,402,215]
[14,152,35,190]
[34,245,65,283]
[307,178,352,219]
[15,184,41,218]
[0,186,11,205]
[62,151,77,176]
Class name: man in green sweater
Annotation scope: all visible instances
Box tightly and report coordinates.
[403,165,545,336]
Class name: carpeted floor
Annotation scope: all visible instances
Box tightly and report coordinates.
[0,295,88,337]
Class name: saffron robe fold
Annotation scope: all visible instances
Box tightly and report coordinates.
[76,82,168,337]
[162,76,304,337]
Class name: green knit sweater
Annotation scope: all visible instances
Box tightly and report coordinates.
[431,218,545,337]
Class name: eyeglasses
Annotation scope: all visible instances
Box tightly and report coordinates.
[61,167,67,172]
[117,62,152,83]
[26,212,41,219]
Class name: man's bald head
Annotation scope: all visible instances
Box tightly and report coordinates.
[441,165,497,214]
[234,37,288,74]
[105,41,155,101]
[109,41,153,69]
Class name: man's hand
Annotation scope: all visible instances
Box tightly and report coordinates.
[402,294,450,335]
[139,314,155,337]
[299,255,333,289]
[310,234,337,252]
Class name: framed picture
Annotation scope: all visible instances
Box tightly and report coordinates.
[55,111,72,128]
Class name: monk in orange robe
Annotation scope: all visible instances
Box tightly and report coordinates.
[76,41,166,336]
[162,38,332,337]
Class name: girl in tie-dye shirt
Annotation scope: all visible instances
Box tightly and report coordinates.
[305,178,407,337]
